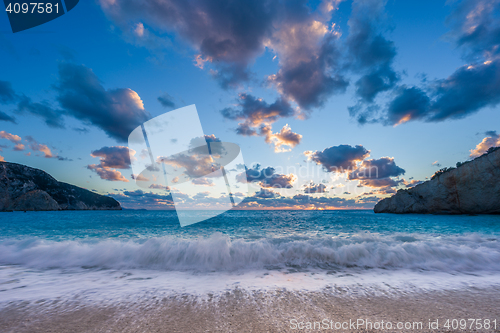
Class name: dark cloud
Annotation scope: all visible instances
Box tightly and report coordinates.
[349,157,405,180]
[356,178,400,188]
[362,0,500,126]
[210,64,251,90]
[16,95,65,128]
[346,0,399,103]
[157,93,176,109]
[55,63,151,142]
[0,80,17,104]
[445,0,500,60]
[237,164,296,189]
[90,146,131,169]
[0,111,16,123]
[305,144,370,172]
[253,188,278,198]
[110,189,174,209]
[381,59,500,126]
[304,182,327,194]
[428,59,500,122]
[384,86,430,125]
[269,34,348,109]
[99,0,276,88]
[221,93,296,133]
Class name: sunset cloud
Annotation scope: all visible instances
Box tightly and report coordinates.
[88,146,133,182]
[87,164,129,182]
[261,124,302,152]
[0,131,21,143]
[470,131,500,158]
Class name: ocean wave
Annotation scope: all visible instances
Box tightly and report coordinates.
[0,232,499,272]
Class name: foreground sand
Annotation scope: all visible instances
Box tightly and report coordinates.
[1,287,499,332]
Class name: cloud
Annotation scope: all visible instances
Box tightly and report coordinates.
[13,143,24,151]
[305,144,370,172]
[432,160,442,168]
[191,177,215,186]
[0,82,17,123]
[267,19,348,109]
[348,157,405,180]
[0,132,69,160]
[0,155,4,162]
[221,93,296,134]
[0,130,21,143]
[304,182,327,193]
[0,111,16,123]
[204,134,221,143]
[99,0,276,88]
[55,63,151,142]
[159,153,216,179]
[346,0,399,103]
[149,184,169,190]
[261,124,302,152]
[87,146,133,182]
[359,0,500,126]
[157,92,176,109]
[0,80,17,104]
[239,193,375,210]
[25,136,54,158]
[260,173,297,189]
[87,164,129,182]
[470,131,500,157]
[356,177,401,188]
[237,164,296,189]
[253,188,278,198]
[109,189,174,209]
[90,146,132,169]
[16,95,65,128]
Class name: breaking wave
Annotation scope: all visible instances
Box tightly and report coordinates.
[1,232,499,272]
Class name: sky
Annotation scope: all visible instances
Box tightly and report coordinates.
[0,0,499,210]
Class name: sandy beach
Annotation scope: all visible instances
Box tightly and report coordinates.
[1,286,499,332]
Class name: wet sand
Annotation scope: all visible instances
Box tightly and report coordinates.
[1,287,499,332]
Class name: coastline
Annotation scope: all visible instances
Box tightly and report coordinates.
[1,287,499,332]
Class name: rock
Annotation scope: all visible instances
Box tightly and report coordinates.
[374,148,500,214]
[0,162,121,211]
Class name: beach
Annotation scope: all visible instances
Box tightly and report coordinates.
[1,287,500,332]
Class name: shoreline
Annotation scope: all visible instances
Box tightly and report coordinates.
[1,286,499,332]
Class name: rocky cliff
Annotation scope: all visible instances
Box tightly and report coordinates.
[0,162,121,211]
[374,148,500,214]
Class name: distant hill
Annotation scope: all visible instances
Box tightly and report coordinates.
[374,147,500,214]
[0,162,121,211]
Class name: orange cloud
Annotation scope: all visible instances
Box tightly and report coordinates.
[470,132,500,158]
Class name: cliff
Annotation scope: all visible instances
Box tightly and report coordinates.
[0,162,121,211]
[374,148,500,214]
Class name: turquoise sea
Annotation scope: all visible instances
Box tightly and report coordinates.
[1,210,500,304]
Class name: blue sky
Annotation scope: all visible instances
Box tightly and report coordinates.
[1,0,499,209]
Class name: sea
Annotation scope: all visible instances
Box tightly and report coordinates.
[1,210,500,306]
